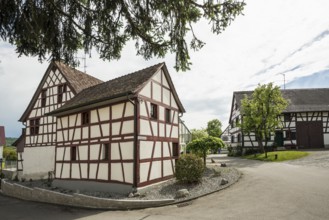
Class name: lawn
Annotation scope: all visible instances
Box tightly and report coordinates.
[243,151,309,162]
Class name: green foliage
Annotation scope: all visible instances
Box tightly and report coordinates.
[191,128,208,141]
[227,146,242,157]
[240,83,288,155]
[175,154,204,184]
[5,137,17,146]
[206,119,222,137]
[3,146,17,160]
[187,136,225,166]
[244,151,309,162]
[0,0,245,71]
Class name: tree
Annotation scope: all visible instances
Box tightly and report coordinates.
[0,0,245,71]
[206,119,222,137]
[190,128,208,141]
[3,146,17,160]
[187,136,225,166]
[239,83,288,157]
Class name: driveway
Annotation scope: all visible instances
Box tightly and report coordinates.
[81,151,329,220]
[1,151,329,220]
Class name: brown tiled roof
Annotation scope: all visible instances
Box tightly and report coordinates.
[19,61,103,122]
[54,61,103,94]
[51,62,185,115]
[233,88,329,113]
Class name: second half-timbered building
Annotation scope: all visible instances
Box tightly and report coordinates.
[47,62,185,193]
[228,88,329,152]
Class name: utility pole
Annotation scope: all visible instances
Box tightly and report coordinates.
[280,73,286,90]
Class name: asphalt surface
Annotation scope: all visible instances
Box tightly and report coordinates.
[1,151,329,220]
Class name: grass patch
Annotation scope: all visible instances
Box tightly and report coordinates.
[243,151,309,162]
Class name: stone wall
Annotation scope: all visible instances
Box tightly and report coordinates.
[0,179,174,209]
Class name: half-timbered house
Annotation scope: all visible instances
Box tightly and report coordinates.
[14,62,103,179]
[46,62,185,193]
[228,88,329,152]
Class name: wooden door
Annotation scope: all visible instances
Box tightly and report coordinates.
[296,121,324,148]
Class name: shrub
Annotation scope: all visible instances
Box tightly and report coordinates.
[175,154,205,183]
[227,145,242,157]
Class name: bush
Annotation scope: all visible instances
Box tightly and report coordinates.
[175,154,205,183]
[227,145,242,157]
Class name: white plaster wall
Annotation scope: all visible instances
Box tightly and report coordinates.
[151,121,158,136]
[61,116,69,128]
[63,147,71,161]
[120,142,134,160]
[125,102,134,117]
[163,160,173,176]
[111,163,123,182]
[0,146,3,159]
[99,107,110,121]
[152,83,161,102]
[122,120,134,134]
[61,164,70,178]
[112,103,125,119]
[79,145,88,160]
[324,134,329,148]
[159,123,165,137]
[74,128,81,140]
[150,161,161,180]
[139,82,151,98]
[22,146,55,177]
[111,143,120,160]
[139,101,148,117]
[154,142,162,158]
[90,110,98,123]
[139,162,150,183]
[55,163,61,177]
[153,71,161,83]
[158,106,164,121]
[81,163,88,178]
[71,164,80,178]
[140,119,152,136]
[140,141,153,159]
[163,142,171,157]
[90,125,101,138]
[98,163,109,180]
[82,127,89,139]
[171,126,178,138]
[162,88,170,106]
[89,164,97,179]
[123,163,133,184]
[56,147,64,160]
[112,122,120,136]
[170,94,178,109]
[90,144,100,160]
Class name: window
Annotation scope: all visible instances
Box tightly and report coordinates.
[235,117,239,126]
[41,89,47,107]
[82,111,90,125]
[150,103,158,119]
[165,108,171,123]
[173,143,179,157]
[231,135,235,143]
[284,113,291,122]
[286,130,296,140]
[30,118,40,135]
[237,133,241,143]
[57,84,67,103]
[71,146,77,161]
[102,143,109,160]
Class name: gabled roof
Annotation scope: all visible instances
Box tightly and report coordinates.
[50,62,185,115]
[19,61,103,122]
[230,88,329,121]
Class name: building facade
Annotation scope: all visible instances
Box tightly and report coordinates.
[228,89,329,151]
[15,62,186,193]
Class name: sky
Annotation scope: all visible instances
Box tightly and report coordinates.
[1,0,329,138]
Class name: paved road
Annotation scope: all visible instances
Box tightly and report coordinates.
[1,151,329,220]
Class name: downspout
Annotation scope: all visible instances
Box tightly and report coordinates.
[127,93,138,190]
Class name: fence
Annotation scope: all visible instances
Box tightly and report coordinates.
[2,160,17,169]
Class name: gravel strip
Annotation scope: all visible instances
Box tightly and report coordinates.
[10,166,241,202]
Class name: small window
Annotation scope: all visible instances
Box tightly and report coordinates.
[237,133,241,142]
[284,113,291,122]
[71,146,77,161]
[150,103,158,119]
[102,143,109,160]
[286,130,296,140]
[82,111,90,125]
[235,117,239,126]
[231,135,235,143]
[231,121,234,128]
[30,118,40,135]
[41,89,47,107]
[57,84,67,103]
[165,108,171,123]
[173,143,179,157]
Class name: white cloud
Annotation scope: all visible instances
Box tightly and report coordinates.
[1,0,329,136]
